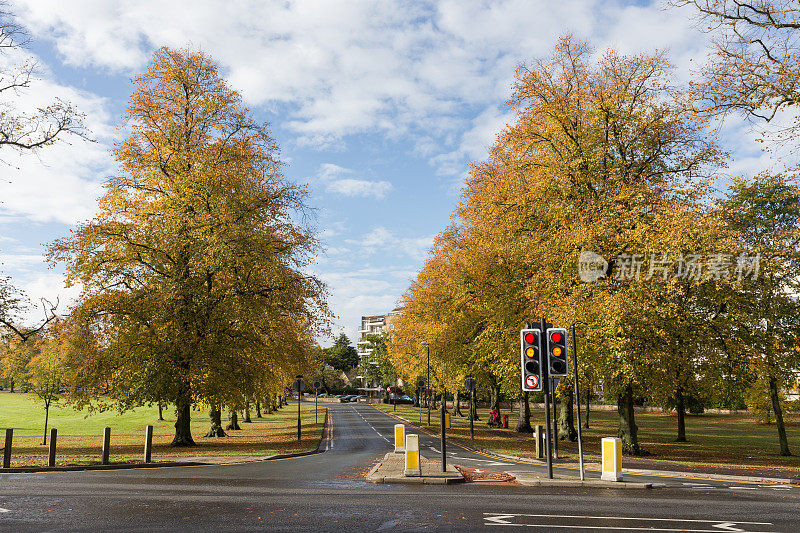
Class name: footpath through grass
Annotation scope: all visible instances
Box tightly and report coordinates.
[0,391,326,467]
[376,402,800,476]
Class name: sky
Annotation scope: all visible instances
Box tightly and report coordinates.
[0,0,786,345]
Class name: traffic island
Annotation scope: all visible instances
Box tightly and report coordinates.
[507,470,654,489]
[366,452,465,485]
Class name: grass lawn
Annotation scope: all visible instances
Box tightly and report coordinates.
[0,391,326,467]
[376,402,800,475]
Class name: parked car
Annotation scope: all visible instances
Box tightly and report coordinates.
[339,395,355,403]
[352,395,368,402]
[395,395,415,405]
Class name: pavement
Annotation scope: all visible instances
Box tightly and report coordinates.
[366,452,464,484]
[0,401,798,532]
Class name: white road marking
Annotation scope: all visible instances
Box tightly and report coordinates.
[482,514,775,532]
[729,486,758,490]
[355,410,390,443]
[712,523,747,532]
[483,513,772,525]
[0,508,9,513]
[484,515,518,525]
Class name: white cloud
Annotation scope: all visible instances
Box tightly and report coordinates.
[326,178,393,199]
[313,163,394,199]
[349,226,434,260]
[8,0,704,167]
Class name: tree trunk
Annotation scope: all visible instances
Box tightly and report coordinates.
[171,396,195,446]
[515,392,533,433]
[617,384,641,455]
[205,408,227,437]
[243,403,252,423]
[158,403,164,421]
[490,382,501,413]
[584,386,590,429]
[255,400,262,418]
[471,392,480,420]
[414,387,420,407]
[226,410,241,430]
[9,379,14,393]
[453,390,464,416]
[768,376,792,456]
[558,381,578,441]
[675,387,687,442]
[42,401,50,445]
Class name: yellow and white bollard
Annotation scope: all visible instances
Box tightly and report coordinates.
[394,424,405,453]
[404,434,421,477]
[600,437,623,481]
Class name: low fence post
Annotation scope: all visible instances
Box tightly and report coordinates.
[144,425,153,463]
[48,428,57,467]
[2,428,12,469]
[101,427,111,465]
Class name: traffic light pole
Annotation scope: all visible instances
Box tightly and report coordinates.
[426,345,431,426]
[470,387,475,442]
[572,323,585,481]
[551,380,559,459]
[440,390,447,472]
[541,317,554,479]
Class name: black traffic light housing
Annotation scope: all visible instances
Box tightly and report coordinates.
[546,327,568,377]
[520,328,543,391]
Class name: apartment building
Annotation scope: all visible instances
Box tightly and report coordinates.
[356,309,401,362]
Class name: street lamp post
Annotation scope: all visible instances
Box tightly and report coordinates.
[421,342,431,426]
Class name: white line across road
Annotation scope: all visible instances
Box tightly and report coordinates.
[0,507,9,513]
[483,513,776,532]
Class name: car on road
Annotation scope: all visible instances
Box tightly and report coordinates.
[339,395,355,403]
[394,395,415,405]
[352,395,368,402]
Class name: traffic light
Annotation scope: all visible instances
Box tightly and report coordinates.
[520,328,542,391]
[546,328,568,376]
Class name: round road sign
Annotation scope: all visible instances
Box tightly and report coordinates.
[525,374,539,389]
[313,380,321,390]
[464,377,476,391]
[417,377,426,389]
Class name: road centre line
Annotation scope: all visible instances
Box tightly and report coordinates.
[354,409,389,443]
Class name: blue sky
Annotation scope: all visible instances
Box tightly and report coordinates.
[0,0,785,345]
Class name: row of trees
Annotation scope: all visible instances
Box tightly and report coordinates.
[0,37,329,445]
[389,9,800,458]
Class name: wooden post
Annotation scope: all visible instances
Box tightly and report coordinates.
[144,425,153,463]
[2,428,12,469]
[48,428,57,467]
[101,427,111,465]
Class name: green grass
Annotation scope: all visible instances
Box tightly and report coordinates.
[0,391,326,467]
[376,402,800,473]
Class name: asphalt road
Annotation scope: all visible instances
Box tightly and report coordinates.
[1,402,798,532]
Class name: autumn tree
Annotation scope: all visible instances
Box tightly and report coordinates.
[393,37,722,455]
[49,47,328,446]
